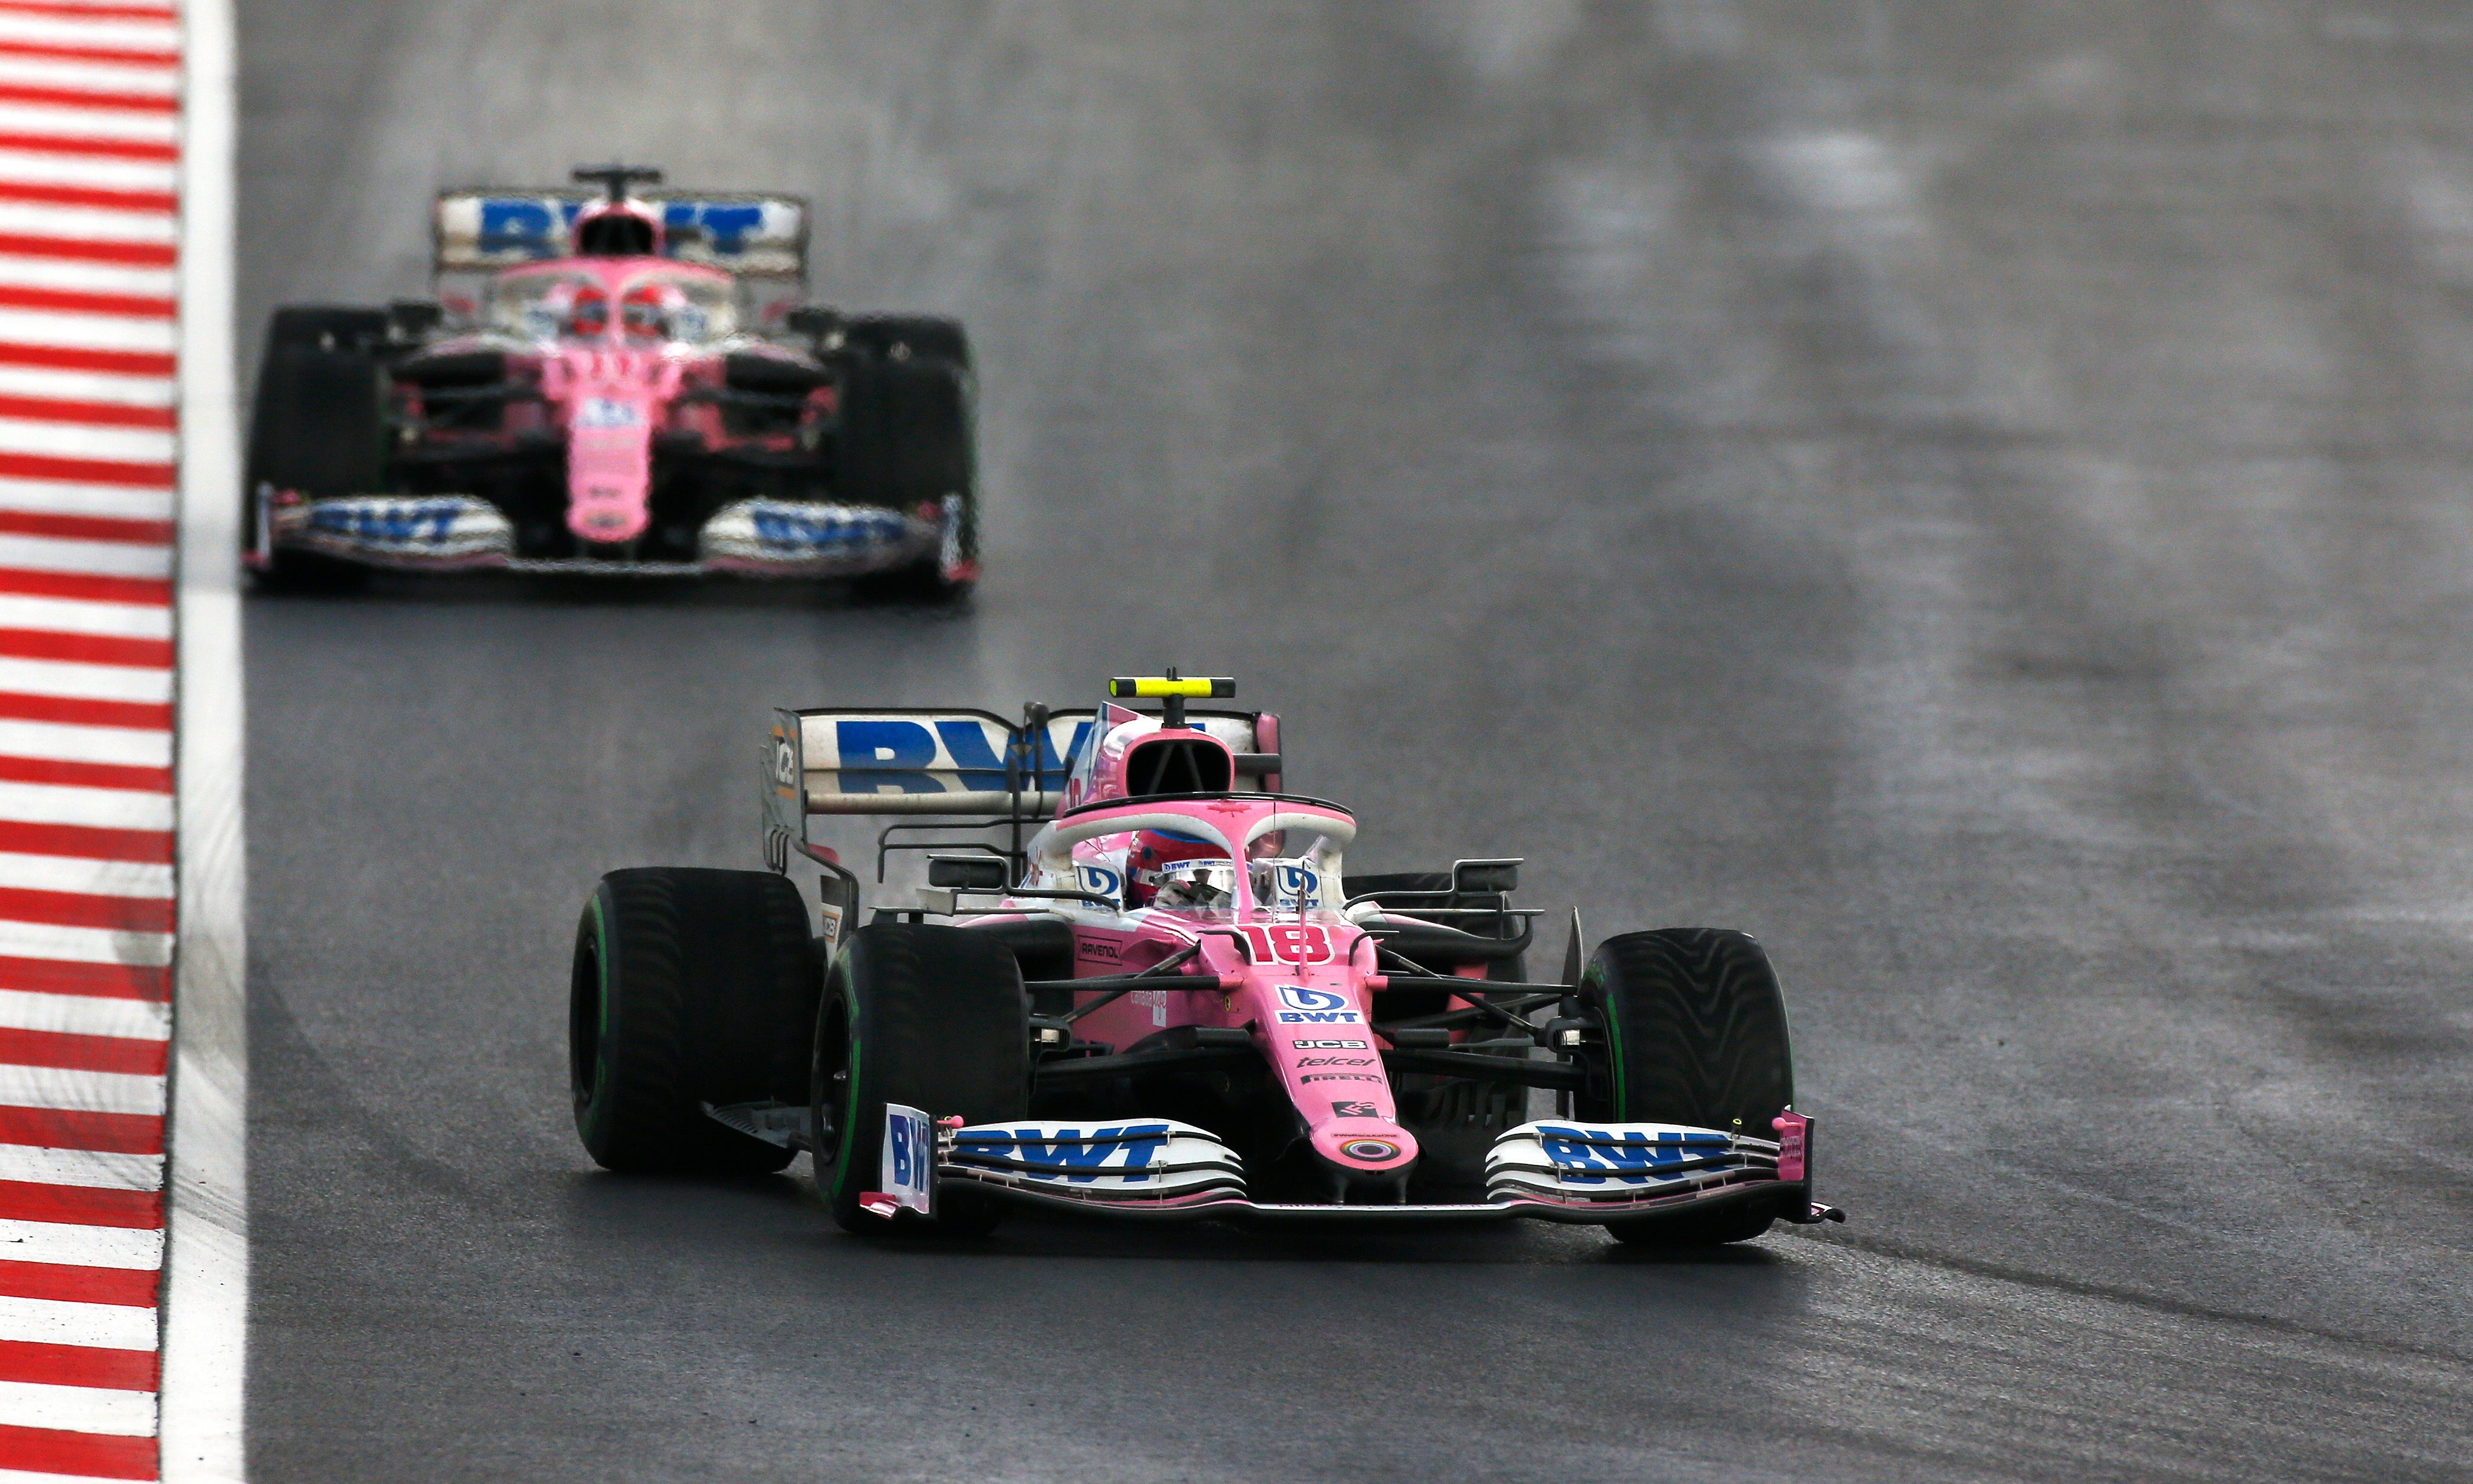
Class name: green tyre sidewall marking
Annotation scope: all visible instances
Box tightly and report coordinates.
[831,1009,864,1202]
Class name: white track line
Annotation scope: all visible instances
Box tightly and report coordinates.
[161,0,247,1473]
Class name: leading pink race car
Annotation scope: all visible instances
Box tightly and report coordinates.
[245,164,976,598]
[565,673,1843,1243]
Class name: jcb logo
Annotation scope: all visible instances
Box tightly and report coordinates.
[772,738,797,787]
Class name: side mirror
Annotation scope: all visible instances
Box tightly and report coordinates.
[786,305,844,341]
[928,855,1010,891]
[1451,858,1520,896]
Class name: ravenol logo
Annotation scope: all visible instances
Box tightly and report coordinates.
[1276,986,1348,1013]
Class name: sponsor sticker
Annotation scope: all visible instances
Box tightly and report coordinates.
[1300,1072,1380,1083]
[1277,1010,1362,1024]
[1296,1057,1373,1067]
[879,1103,934,1215]
[1275,986,1349,1013]
[1243,924,1334,963]
[1330,1101,1380,1118]
[1292,1039,1368,1051]
[576,396,644,429]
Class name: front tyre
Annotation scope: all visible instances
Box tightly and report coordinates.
[812,923,1028,1236]
[1576,928,1797,1247]
[568,868,820,1176]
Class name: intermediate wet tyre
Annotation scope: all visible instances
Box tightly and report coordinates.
[568,867,821,1176]
[245,305,394,591]
[1576,928,1797,1246]
[812,923,1028,1236]
[836,353,978,603]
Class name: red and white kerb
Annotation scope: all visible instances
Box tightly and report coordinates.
[0,1,184,1478]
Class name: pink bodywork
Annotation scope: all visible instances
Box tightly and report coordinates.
[1058,795,1416,1180]
[540,346,682,544]
[447,254,810,549]
[978,715,1512,1187]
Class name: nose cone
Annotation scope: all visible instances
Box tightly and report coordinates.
[1311,1118,1418,1190]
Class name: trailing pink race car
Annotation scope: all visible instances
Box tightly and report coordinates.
[245,164,976,598]
[565,673,1844,1242]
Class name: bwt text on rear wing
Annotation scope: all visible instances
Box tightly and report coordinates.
[759,705,1282,924]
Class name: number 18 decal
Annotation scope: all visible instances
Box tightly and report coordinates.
[1242,924,1333,963]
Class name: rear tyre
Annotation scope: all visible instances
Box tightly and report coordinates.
[812,923,1028,1236]
[568,868,821,1176]
[1576,929,1797,1247]
[844,314,970,371]
[245,306,396,593]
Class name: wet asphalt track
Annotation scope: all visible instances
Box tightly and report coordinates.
[236,4,2473,1480]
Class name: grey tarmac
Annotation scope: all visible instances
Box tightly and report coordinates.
[241,3,2473,1480]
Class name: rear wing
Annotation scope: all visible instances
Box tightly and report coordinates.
[433,188,808,277]
[761,706,1281,876]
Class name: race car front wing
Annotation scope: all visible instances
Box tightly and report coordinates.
[714,1100,1846,1228]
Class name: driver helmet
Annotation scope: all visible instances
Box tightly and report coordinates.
[620,279,678,341]
[1127,828,1235,909]
[563,281,611,338]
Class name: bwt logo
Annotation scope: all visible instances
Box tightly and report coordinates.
[1275,986,1349,1013]
[308,501,463,544]
[752,508,908,550]
[974,1126,1172,1185]
[1274,986,1357,1026]
[830,718,1093,797]
[1535,1127,1725,1185]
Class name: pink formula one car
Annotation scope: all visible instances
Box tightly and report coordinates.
[245,164,975,599]
[566,674,1844,1244]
